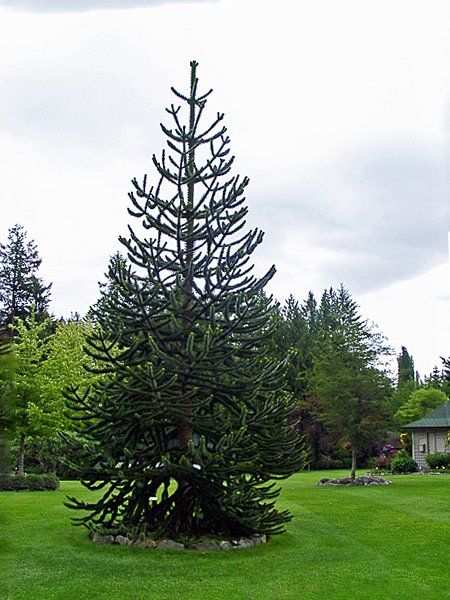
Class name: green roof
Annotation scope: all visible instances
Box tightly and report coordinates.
[402,401,450,429]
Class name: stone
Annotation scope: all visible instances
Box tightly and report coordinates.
[236,538,255,549]
[317,474,392,487]
[91,534,115,545]
[188,540,220,551]
[90,531,267,550]
[219,541,235,550]
[116,535,133,546]
[156,539,185,550]
[317,477,330,486]
[250,534,267,545]
[133,538,157,549]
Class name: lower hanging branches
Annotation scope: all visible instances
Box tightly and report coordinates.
[63,410,302,540]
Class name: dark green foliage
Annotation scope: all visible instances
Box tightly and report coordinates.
[392,346,416,412]
[0,327,15,474]
[440,356,450,397]
[391,378,416,415]
[0,434,11,475]
[87,253,131,323]
[314,457,351,470]
[424,453,450,470]
[424,365,443,390]
[268,294,312,399]
[390,450,418,474]
[0,327,13,473]
[0,225,51,327]
[264,287,395,472]
[0,327,12,356]
[0,472,59,491]
[397,346,415,387]
[310,286,394,479]
[64,62,305,539]
[10,432,87,478]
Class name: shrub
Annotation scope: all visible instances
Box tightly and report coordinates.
[313,456,349,470]
[390,455,418,474]
[0,473,60,491]
[375,455,393,470]
[425,453,450,470]
[313,457,333,470]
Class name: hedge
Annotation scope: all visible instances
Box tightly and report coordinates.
[0,473,60,491]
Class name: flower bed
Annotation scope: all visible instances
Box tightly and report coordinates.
[316,474,392,486]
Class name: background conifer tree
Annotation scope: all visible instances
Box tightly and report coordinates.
[64,62,305,539]
[440,356,450,397]
[310,286,393,480]
[0,224,51,328]
[397,346,415,387]
[389,346,417,413]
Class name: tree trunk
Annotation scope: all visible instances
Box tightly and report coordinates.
[350,447,357,481]
[18,432,26,475]
[176,62,197,457]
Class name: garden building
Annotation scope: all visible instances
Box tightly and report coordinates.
[402,400,450,469]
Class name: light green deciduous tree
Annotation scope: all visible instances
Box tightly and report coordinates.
[394,388,447,427]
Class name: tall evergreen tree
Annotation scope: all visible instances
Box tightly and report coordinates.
[0,225,52,328]
[424,365,442,390]
[64,62,305,540]
[268,295,312,399]
[86,252,132,323]
[311,286,393,479]
[440,356,450,397]
[397,346,415,388]
[390,346,417,413]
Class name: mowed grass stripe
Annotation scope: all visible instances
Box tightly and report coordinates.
[2,472,450,600]
[277,472,450,598]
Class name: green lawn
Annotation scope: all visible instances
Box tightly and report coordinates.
[2,471,450,600]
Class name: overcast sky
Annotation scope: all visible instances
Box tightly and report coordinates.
[0,0,448,379]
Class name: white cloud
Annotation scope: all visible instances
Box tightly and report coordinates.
[358,263,450,379]
[0,0,448,374]
[0,0,219,14]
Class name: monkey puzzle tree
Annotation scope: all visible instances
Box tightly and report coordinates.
[64,62,305,540]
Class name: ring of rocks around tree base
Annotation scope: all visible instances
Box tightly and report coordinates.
[90,531,267,550]
[316,474,392,487]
